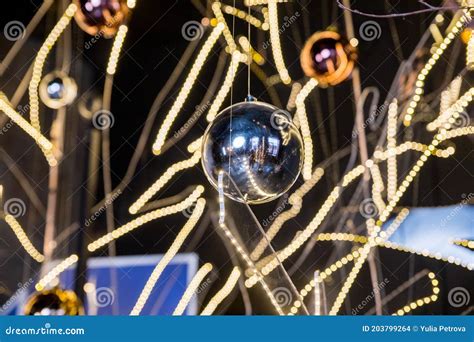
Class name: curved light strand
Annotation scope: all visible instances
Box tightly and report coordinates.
[152,24,224,155]
[128,151,201,214]
[295,79,318,180]
[173,263,213,315]
[130,198,206,315]
[88,185,204,252]
[201,267,241,315]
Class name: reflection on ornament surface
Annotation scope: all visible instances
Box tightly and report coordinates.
[201,100,303,204]
[74,0,129,37]
[39,71,77,109]
[300,31,357,86]
[24,287,84,316]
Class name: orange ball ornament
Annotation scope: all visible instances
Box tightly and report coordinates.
[300,31,357,86]
[74,0,129,38]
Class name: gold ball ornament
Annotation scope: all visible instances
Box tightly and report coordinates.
[74,0,129,38]
[24,287,84,316]
[300,31,357,86]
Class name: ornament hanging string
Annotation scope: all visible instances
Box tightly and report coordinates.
[247,3,251,97]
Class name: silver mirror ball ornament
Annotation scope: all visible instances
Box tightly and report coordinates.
[201,100,303,204]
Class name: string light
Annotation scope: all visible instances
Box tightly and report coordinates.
[329,209,410,315]
[370,163,386,213]
[28,3,77,166]
[245,0,288,5]
[452,239,474,250]
[3,214,44,263]
[0,95,53,153]
[130,198,206,315]
[330,92,474,314]
[468,31,474,70]
[381,240,473,270]
[106,25,129,75]
[187,136,203,153]
[249,119,473,287]
[387,99,398,201]
[217,172,284,315]
[173,263,213,315]
[128,151,202,214]
[295,79,318,180]
[268,0,291,84]
[434,77,462,131]
[393,272,439,315]
[206,51,241,122]
[211,2,237,53]
[427,83,473,132]
[152,24,224,155]
[201,267,241,315]
[246,166,365,287]
[35,254,79,291]
[222,4,268,30]
[127,0,136,9]
[403,10,472,126]
[88,185,204,252]
[250,167,324,261]
[238,36,265,66]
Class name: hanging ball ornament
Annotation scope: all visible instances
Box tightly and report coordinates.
[39,71,77,109]
[74,0,129,38]
[201,99,303,204]
[300,31,357,86]
[24,287,84,316]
